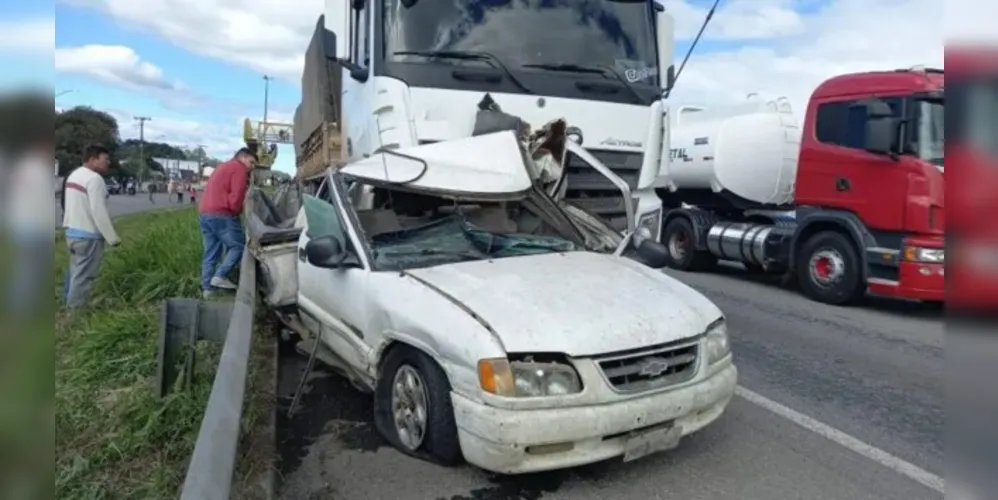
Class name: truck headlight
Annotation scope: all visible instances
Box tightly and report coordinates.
[637,209,662,242]
[478,358,583,397]
[903,246,944,263]
[705,319,730,365]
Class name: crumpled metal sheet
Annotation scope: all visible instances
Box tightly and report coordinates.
[246,185,304,245]
[471,93,567,193]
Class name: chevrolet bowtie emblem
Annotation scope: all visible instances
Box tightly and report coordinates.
[637,357,672,377]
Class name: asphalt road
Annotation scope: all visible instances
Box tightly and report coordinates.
[54,192,192,225]
[275,263,944,500]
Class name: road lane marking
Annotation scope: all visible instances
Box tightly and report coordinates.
[735,385,945,494]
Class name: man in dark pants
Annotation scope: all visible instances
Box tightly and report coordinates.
[198,148,256,298]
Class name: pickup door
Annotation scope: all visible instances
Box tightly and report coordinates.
[296,175,375,374]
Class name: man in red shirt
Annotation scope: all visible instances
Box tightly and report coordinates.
[199,148,256,297]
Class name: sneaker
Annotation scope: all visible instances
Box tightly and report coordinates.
[210,276,238,290]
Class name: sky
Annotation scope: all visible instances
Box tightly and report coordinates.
[1,0,980,174]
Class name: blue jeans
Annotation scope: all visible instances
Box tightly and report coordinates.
[199,215,245,291]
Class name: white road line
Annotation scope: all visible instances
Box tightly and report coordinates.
[735,385,945,494]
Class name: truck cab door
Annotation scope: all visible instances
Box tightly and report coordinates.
[799,96,909,231]
[297,175,374,373]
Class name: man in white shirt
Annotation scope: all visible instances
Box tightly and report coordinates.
[63,144,121,308]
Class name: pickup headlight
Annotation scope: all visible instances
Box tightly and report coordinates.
[903,246,944,263]
[637,209,662,242]
[705,319,730,365]
[478,358,583,397]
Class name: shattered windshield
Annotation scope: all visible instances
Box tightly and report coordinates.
[348,182,585,270]
[371,215,579,269]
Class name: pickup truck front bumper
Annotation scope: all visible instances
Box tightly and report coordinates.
[451,361,737,474]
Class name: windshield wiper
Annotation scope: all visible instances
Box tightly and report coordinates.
[393,50,532,93]
[521,63,645,104]
[379,248,485,261]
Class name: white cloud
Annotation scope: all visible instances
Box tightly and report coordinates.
[62,0,314,81]
[668,0,944,117]
[66,0,943,114]
[55,45,183,92]
[946,0,998,43]
[663,0,806,40]
[0,18,55,54]
[102,108,244,161]
[65,0,947,157]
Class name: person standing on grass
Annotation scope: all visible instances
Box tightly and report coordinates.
[199,147,256,298]
[63,144,121,308]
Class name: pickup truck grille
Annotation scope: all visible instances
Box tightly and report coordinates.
[594,338,700,393]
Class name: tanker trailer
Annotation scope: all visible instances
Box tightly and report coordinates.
[654,68,946,306]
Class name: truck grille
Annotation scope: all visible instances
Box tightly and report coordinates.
[565,149,643,232]
[594,338,700,393]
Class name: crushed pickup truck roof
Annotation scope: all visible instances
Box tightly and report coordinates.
[339,131,533,197]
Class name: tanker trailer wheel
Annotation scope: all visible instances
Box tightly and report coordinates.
[663,217,717,271]
[796,231,864,305]
[374,345,463,466]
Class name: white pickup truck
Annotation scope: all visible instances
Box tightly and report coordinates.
[252,131,737,474]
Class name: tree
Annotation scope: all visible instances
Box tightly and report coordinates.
[53,106,226,180]
[55,107,120,176]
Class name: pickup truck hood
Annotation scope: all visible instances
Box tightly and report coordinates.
[405,252,721,357]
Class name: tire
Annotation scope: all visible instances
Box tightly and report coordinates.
[796,231,864,305]
[373,345,462,466]
[663,217,717,271]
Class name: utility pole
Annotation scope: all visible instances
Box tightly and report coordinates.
[135,116,151,182]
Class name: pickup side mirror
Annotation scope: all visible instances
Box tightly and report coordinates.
[631,227,670,268]
[305,235,346,268]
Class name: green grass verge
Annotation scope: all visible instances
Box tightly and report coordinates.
[55,208,273,499]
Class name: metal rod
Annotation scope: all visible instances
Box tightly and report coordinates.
[287,331,322,418]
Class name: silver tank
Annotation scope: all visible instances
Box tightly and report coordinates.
[705,222,773,267]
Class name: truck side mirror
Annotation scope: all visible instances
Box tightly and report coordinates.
[853,99,898,157]
[305,235,346,267]
[656,10,675,93]
[864,116,899,157]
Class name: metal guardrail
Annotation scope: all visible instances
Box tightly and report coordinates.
[180,249,258,500]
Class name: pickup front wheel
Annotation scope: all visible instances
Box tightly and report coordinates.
[375,346,462,466]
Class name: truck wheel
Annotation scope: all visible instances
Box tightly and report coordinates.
[375,346,462,466]
[797,231,864,305]
[663,217,717,271]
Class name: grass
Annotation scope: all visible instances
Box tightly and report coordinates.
[54,208,274,499]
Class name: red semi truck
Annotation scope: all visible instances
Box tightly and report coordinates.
[656,67,945,305]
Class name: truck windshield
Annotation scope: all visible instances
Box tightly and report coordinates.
[916,99,944,167]
[383,0,659,85]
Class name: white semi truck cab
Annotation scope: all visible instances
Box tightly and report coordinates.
[321,0,675,236]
